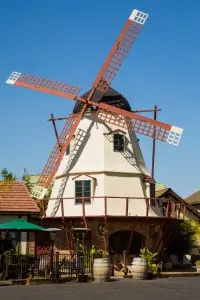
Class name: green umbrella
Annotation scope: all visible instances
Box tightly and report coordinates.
[0,218,46,232]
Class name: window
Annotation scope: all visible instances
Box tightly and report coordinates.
[113,134,124,152]
[66,145,70,155]
[75,180,91,205]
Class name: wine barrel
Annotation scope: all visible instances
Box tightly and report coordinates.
[93,258,110,282]
[131,257,148,280]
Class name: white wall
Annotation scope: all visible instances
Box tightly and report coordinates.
[0,215,27,254]
[46,112,163,218]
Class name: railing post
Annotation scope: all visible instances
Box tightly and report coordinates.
[42,199,46,217]
[166,202,169,217]
[146,198,150,217]
[125,198,128,216]
[183,204,186,219]
[61,198,64,219]
[82,197,87,228]
[172,203,175,218]
[104,197,107,217]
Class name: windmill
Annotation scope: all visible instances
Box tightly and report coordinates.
[6,8,183,207]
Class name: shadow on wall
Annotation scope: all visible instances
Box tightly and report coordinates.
[103,122,144,173]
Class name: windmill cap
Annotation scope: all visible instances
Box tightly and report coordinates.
[73,87,132,114]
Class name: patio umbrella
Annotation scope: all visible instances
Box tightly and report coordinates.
[0,218,46,232]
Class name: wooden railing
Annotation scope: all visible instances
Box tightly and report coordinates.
[36,196,187,220]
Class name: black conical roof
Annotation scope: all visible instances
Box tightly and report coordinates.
[73,87,131,114]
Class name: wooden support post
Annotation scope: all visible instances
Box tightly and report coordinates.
[125,197,129,216]
[49,113,62,151]
[146,198,150,216]
[82,198,87,228]
[183,204,186,219]
[42,199,46,217]
[126,224,134,254]
[104,197,107,217]
[61,198,64,219]
[172,202,175,218]
[166,202,169,217]
[104,216,109,255]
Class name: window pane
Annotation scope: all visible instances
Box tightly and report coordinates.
[75,187,82,194]
[84,191,90,197]
[75,181,83,188]
[113,134,124,152]
[83,181,91,188]
[75,180,91,205]
[76,199,82,204]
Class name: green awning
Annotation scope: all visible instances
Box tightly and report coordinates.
[0,218,46,232]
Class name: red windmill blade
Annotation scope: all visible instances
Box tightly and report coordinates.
[6,8,184,200]
[93,9,148,92]
[96,104,183,146]
[6,72,82,101]
[32,104,88,199]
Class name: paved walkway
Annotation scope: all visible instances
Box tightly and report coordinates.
[0,277,199,300]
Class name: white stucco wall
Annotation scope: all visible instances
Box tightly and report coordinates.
[46,112,162,218]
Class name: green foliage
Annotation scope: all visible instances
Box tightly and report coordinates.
[195,260,200,266]
[0,168,16,196]
[0,168,16,181]
[180,220,200,248]
[22,174,34,192]
[139,247,158,274]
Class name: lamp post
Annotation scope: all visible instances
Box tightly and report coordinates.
[50,232,56,280]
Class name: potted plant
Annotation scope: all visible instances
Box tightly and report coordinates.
[139,248,158,279]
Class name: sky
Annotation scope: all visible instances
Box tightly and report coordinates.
[0,0,200,198]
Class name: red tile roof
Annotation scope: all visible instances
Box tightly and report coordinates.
[0,181,40,214]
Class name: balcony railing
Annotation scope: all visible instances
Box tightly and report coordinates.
[36,196,187,220]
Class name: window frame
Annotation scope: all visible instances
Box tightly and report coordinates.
[75,180,91,205]
[113,133,125,152]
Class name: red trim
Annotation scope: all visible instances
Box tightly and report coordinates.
[40,196,187,220]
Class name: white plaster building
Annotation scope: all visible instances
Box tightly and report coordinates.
[46,87,162,218]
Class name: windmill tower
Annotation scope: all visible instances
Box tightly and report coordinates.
[6,9,184,253]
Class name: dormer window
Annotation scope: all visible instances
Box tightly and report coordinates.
[113,134,125,152]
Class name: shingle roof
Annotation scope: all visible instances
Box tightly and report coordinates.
[155,188,168,198]
[185,190,200,205]
[155,187,200,219]
[0,181,40,214]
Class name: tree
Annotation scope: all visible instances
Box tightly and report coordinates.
[1,168,16,181]
[0,168,16,196]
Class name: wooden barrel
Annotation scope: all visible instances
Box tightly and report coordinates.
[93,258,110,282]
[131,257,148,280]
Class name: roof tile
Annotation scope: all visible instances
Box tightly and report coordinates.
[0,181,40,213]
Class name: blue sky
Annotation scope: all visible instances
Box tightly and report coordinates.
[0,0,199,198]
